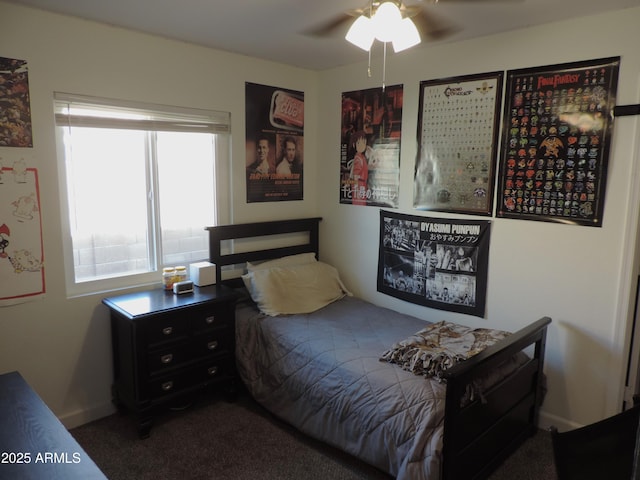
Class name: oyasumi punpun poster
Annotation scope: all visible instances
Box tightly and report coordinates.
[378,210,490,318]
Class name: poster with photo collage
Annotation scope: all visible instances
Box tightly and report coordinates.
[377,210,490,318]
[496,57,620,226]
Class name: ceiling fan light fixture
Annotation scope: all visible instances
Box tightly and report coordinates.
[345,15,375,51]
[372,2,403,43]
[392,17,421,52]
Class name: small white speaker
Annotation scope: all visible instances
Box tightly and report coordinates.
[189,261,216,287]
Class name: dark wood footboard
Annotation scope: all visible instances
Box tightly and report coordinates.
[440,316,551,480]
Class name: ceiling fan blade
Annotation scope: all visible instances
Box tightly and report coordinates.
[407,6,460,41]
[303,10,363,37]
[427,0,524,2]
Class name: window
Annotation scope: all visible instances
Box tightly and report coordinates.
[54,93,231,295]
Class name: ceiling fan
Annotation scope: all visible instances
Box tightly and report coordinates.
[306,0,523,48]
[306,0,522,88]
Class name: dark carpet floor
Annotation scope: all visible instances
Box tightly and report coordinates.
[70,392,557,479]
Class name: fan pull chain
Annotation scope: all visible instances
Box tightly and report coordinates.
[382,42,387,92]
[367,0,373,80]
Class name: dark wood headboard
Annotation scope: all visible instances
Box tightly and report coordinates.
[205,217,322,285]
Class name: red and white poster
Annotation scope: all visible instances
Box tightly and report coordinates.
[245,82,304,203]
[0,164,45,305]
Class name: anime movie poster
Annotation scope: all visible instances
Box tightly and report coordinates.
[245,82,304,202]
[0,164,45,306]
[378,210,490,318]
[340,85,402,208]
[0,56,33,147]
[496,57,620,226]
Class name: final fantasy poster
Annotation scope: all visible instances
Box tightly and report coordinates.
[496,57,620,226]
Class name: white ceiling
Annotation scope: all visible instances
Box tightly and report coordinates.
[5,0,639,70]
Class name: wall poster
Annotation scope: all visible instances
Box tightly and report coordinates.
[340,85,402,208]
[0,164,45,306]
[496,57,620,226]
[378,210,491,318]
[414,71,503,215]
[0,56,33,147]
[245,82,304,203]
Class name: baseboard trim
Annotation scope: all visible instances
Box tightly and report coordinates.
[59,402,116,429]
[60,403,580,436]
[538,409,583,432]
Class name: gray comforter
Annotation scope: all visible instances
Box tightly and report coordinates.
[235,296,447,480]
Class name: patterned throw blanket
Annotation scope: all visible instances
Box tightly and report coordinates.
[380,321,511,381]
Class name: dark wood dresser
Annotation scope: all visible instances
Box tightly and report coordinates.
[0,371,106,479]
[103,285,237,438]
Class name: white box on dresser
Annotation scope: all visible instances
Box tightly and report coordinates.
[190,261,216,286]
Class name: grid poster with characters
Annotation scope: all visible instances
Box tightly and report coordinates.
[378,210,490,318]
[414,71,503,215]
[496,57,620,226]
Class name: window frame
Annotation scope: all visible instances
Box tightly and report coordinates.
[54,93,231,297]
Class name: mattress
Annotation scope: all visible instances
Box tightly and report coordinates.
[235,295,450,479]
[236,293,532,479]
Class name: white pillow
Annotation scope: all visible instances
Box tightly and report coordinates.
[243,252,318,295]
[246,252,317,272]
[242,261,351,316]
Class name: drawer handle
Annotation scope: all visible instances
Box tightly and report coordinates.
[162,326,173,336]
[205,315,215,325]
[160,354,173,364]
[161,381,173,391]
[207,366,219,376]
[207,341,219,351]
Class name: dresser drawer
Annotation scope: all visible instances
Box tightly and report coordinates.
[196,358,233,383]
[192,331,232,358]
[147,344,191,375]
[146,359,232,399]
[191,304,233,332]
[147,372,196,399]
[141,313,189,347]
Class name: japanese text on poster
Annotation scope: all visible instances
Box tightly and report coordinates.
[340,85,402,207]
[378,210,490,318]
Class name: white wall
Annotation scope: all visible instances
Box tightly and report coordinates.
[0,2,319,427]
[1,0,640,433]
[316,8,640,429]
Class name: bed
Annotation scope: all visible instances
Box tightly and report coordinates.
[206,217,550,480]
